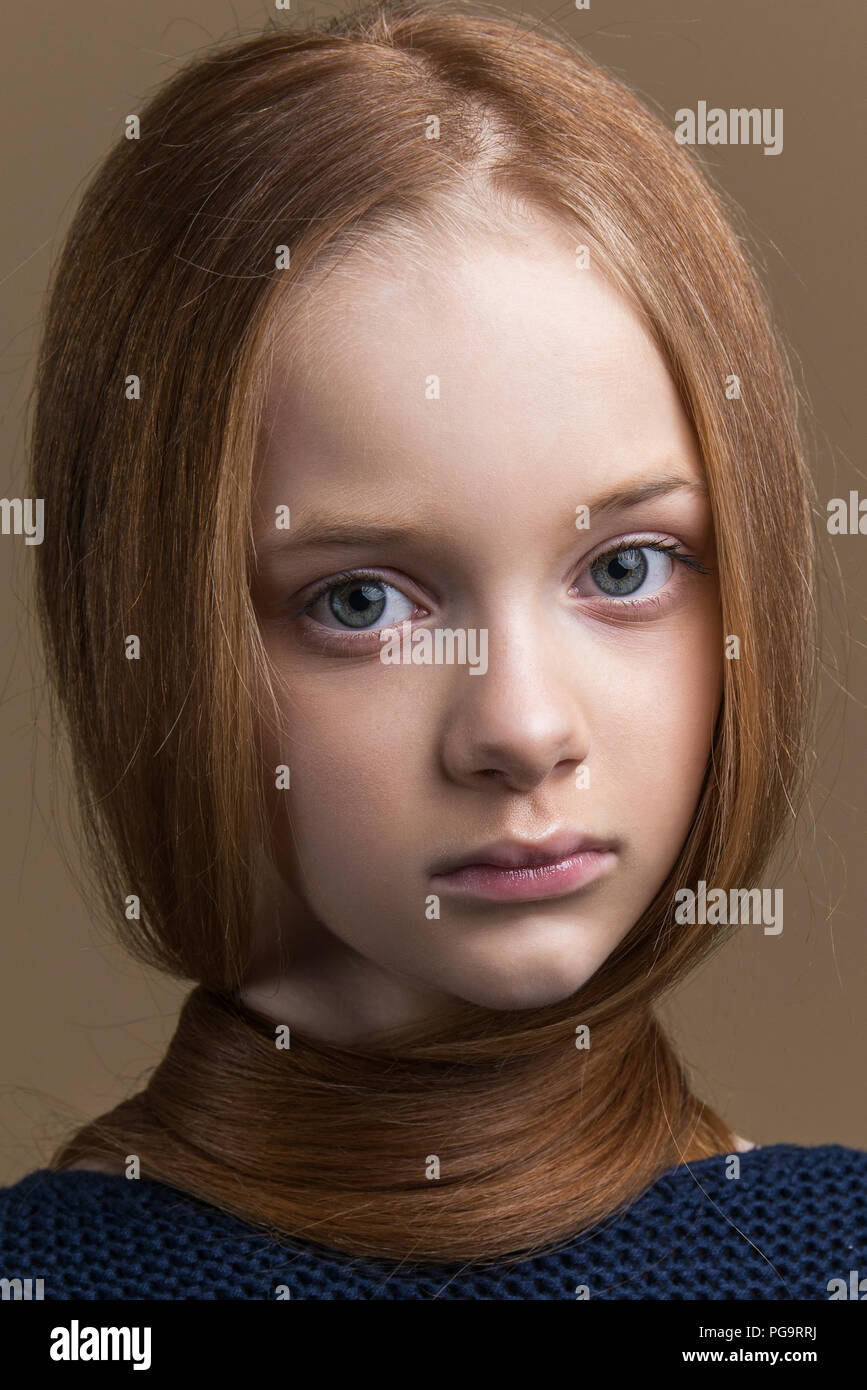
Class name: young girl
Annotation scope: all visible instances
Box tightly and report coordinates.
[2,0,864,1299]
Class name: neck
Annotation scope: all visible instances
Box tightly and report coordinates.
[52,985,734,1262]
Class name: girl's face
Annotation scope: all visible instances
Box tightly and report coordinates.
[245,222,723,1043]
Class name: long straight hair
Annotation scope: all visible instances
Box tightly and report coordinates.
[31,0,817,1262]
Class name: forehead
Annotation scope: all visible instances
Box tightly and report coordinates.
[255,228,701,522]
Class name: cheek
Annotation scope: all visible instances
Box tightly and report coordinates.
[260,666,425,886]
[592,609,722,847]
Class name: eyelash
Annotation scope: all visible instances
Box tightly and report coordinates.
[596,538,712,592]
[593,538,708,575]
[290,538,712,650]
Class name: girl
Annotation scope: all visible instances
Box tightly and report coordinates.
[2,0,864,1298]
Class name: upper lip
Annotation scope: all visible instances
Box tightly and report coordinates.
[431,832,618,875]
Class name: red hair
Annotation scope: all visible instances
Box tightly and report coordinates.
[31,0,816,1260]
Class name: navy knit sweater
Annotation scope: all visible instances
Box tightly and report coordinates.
[1,1143,865,1299]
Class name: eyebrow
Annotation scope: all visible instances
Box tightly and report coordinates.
[590,473,707,516]
[255,472,707,559]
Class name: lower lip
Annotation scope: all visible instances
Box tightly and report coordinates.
[430,849,616,903]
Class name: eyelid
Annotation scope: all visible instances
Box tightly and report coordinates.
[578,533,712,577]
[290,568,410,620]
[286,536,712,638]
[568,534,712,619]
[289,567,433,633]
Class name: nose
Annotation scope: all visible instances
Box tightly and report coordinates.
[438,611,591,793]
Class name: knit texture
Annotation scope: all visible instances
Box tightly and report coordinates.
[1,1143,865,1299]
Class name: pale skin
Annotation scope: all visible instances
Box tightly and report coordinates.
[71,217,757,1171]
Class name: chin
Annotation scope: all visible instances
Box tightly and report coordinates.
[441,917,609,1011]
[452,958,597,1012]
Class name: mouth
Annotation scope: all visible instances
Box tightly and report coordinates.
[429,833,619,904]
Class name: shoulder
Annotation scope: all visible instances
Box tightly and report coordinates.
[626,1141,867,1300]
[703,1139,867,1188]
[657,1139,867,1215]
[0,1167,278,1299]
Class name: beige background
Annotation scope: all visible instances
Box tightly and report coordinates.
[1,0,864,1184]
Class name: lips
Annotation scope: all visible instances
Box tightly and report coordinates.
[431,832,617,876]
[428,832,619,904]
